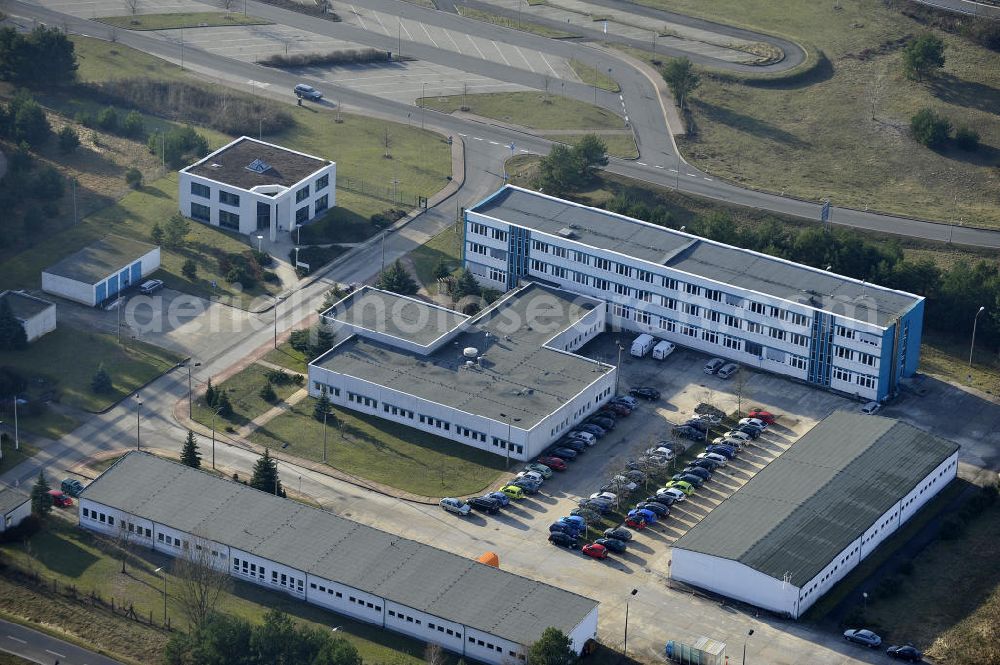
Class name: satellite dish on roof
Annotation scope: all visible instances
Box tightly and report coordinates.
[463,347,479,358]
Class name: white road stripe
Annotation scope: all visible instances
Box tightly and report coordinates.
[371,10,391,36]
[443,28,463,53]
[400,18,415,41]
[6,636,26,644]
[459,133,468,137]
[474,137,484,141]
[465,34,487,60]
[45,650,67,658]
[668,168,678,172]
[520,149,530,153]
[703,177,713,181]
[619,94,623,101]
[636,162,647,166]
[350,5,369,31]
[419,22,440,49]
[654,165,664,169]
[539,52,560,78]
[491,41,512,67]
[687,173,698,177]
[489,141,499,145]
[512,45,537,73]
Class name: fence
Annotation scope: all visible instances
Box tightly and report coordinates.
[337,175,428,209]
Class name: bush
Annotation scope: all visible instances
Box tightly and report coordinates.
[97,106,119,132]
[954,126,980,151]
[29,166,64,200]
[910,108,951,148]
[258,381,277,403]
[370,208,407,227]
[262,270,279,283]
[124,167,143,189]
[57,125,79,153]
[939,515,966,540]
[182,258,197,279]
[252,249,273,267]
[266,368,295,385]
[121,110,144,138]
[91,364,112,394]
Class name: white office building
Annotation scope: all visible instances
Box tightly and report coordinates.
[41,235,160,307]
[465,186,925,402]
[308,283,616,462]
[178,137,336,241]
[670,411,959,618]
[0,291,56,342]
[79,453,599,664]
[0,487,31,533]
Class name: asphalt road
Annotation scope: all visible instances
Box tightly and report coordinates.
[911,0,1000,17]
[0,618,124,665]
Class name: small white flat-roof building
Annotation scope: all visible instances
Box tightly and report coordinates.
[41,235,160,307]
[178,137,336,241]
[670,411,959,618]
[0,290,56,342]
[0,487,31,533]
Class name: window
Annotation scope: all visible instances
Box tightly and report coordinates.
[769,328,786,341]
[594,257,611,271]
[663,277,678,290]
[788,312,808,326]
[219,190,240,207]
[837,325,857,340]
[314,194,329,215]
[295,185,310,203]
[615,263,630,276]
[704,288,722,302]
[190,202,211,223]
[636,269,653,283]
[748,301,765,315]
[745,341,763,356]
[219,210,240,230]
[469,222,488,237]
[683,303,699,316]
[108,516,115,526]
[82,508,89,518]
[191,182,211,198]
[490,227,507,242]
[315,174,329,191]
[614,283,629,296]
[705,309,721,323]
[856,374,877,389]
[723,335,741,351]
[789,333,808,347]
[788,355,807,370]
[685,283,700,296]
[662,297,676,310]
[469,242,487,256]
[532,239,547,252]
[858,352,877,367]
[295,205,309,225]
[489,268,506,283]
[724,314,740,328]
[833,367,852,382]
[552,246,567,259]
[702,330,718,344]
[573,250,588,264]
[745,321,762,334]
[593,278,609,291]
[531,259,547,273]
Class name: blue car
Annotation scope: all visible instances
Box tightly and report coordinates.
[628,508,657,524]
[558,515,587,530]
[578,424,606,437]
[487,491,510,507]
[549,522,582,536]
[705,445,737,459]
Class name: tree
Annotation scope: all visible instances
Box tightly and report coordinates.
[313,392,331,422]
[432,258,452,280]
[182,258,198,279]
[382,127,391,159]
[661,56,700,111]
[121,110,144,138]
[125,0,139,16]
[954,126,980,151]
[116,518,135,573]
[0,26,77,86]
[172,536,232,632]
[204,377,217,408]
[572,134,608,181]
[10,93,50,146]
[150,221,164,246]
[864,64,888,122]
[259,381,277,403]
[537,143,578,195]
[97,106,119,132]
[910,108,951,148]
[902,33,945,81]
[216,391,233,419]
[164,213,191,248]
[0,299,27,351]
[528,627,576,665]
[425,643,447,665]
[181,430,201,468]
[125,167,143,189]
[451,268,481,302]
[30,471,52,517]
[91,363,113,394]
[375,260,418,295]
[250,448,283,496]
[57,125,79,153]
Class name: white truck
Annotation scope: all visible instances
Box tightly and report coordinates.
[630,333,655,358]
[652,340,676,360]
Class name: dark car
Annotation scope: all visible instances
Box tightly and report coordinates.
[549,522,583,537]
[570,508,602,524]
[603,527,633,541]
[603,403,632,416]
[578,424,606,437]
[548,531,579,549]
[733,424,761,439]
[844,629,882,648]
[559,438,588,452]
[635,501,670,517]
[671,473,705,488]
[589,416,616,430]
[706,444,737,459]
[294,83,323,100]
[579,499,614,514]
[468,496,501,514]
[643,495,675,508]
[682,419,710,432]
[629,387,660,400]
[548,447,578,460]
[594,537,627,553]
[689,458,721,471]
[682,466,712,481]
[673,425,707,441]
[886,645,923,662]
[510,478,540,494]
[537,456,568,471]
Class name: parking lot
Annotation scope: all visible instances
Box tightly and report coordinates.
[33,0,217,18]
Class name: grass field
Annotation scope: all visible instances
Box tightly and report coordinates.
[0,328,181,413]
[97,12,270,30]
[630,0,1000,226]
[0,652,35,665]
[0,444,36,477]
[919,330,1000,397]
[262,343,310,374]
[420,91,625,131]
[0,521,431,665]
[409,223,463,291]
[570,59,621,92]
[251,397,507,497]
[191,363,302,430]
[541,132,638,159]
[456,6,578,39]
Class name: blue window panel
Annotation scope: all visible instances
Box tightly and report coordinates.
[131,261,141,282]
[119,269,132,289]
[106,277,119,297]
[96,281,107,303]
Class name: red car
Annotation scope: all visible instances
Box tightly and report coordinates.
[47,490,73,508]
[603,403,632,417]
[747,409,776,425]
[582,543,608,559]
[624,517,647,530]
[536,456,568,471]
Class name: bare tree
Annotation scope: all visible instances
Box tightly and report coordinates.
[425,643,447,665]
[222,0,236,14]
[732,368,751,415]
[116,520,135,574]
[172,536,231,631]
[124,0,139,16]
[383,128,392,159]
[865,65,888,122]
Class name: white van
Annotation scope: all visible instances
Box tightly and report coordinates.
[652,340,676,360]
[630,333,655,358]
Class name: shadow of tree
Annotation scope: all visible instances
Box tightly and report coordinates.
[691,100,811,148]
[929,73,1000,114]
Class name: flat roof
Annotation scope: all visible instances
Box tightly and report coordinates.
[325,286,468,348]
[185,137,329,190]
[672,411,959,586]
[82,453,598,645]
[0,290,54,321]
[313,283,612,428]
[42,235,157,284]
[470,187,922,327]
[0,487,30,515]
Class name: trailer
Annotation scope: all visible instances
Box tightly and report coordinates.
[664,636,726,665]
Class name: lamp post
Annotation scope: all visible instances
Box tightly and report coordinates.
[623,588,638,657]
[421,83,427,129]
[614,340,624,395]
[499,413,521,469]
[742,629,754,665]
[322,410,329,464]
[186,361,201,418]
[154,566,167,625]
[969,305,986,367]
[210,406,222,470]
[12,396,19,450]
[136,393,142,450]
[273,295,280,349]
[256,234,263,253]
[862,591,868,611]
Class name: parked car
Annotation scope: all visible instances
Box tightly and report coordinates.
[603,527,632,541]
[565,431,597,446]
[696,452,728,466]
[645,446,676,460]
[548,532,579,549]
[610,475,638,492]
[500,485,525,500]
[594,537,627,553]
[468,496,501,514]
[671,473,704,488]
[560,438,589,452]
[590,491,617,503]
[47,489,73,508]
[722,430,752,443]
[689,458,721,471]
[440,497,471,516]
[717,363,740,379]
[664,480,695,495]
[738,417,768,431]
[516,470,546,484]
[673,425,707,441]
[637,455,670,468]
[624,515,647,529]
[747,409,776,425]
[588,416,616,430]
[682,419,710,432]
[612,395,639,408]
[682,466,712,481]
[522,465,552,479]
[861,401,881,415]
[623,470,647,483]
[548,447,578,460]
[706,445,737,459]
[704,358,725,374]
[712,436,746,449]
[60,478,85,497]
[844,629,882,648]
[603,403,632,416]
[657,487,687,503]
[294,83,323,99]
[549,522,581,537]
[582,543,609,560]
[886,645,923,662]
[536,456,567,471]
[595,409,621,421]
[629,387,660,400]
[139,279,164,295]
[629,508,657,524]
[693,413,723,426]
[577,424,606,438]
[559,515,587,529]
[570,508,602,524]
[643,495,675,507]
[579,498,614,513]
[635,501,670,517]
[733,424,761,439]
[510,478,540,494]
[486,491,510,507]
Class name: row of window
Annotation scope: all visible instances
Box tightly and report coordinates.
[419,414,450,431]
[468,636,522,658]
[383,403,415,420]
[490,437,523,455]
[348,392,377,408]
[834,345,878,366]
[272,569,305,592]
[189,195,328,231]
[82,507,117,527]
[469,222,508,242]
[836,325,880,347]
[831,367,878,390]
[235,557,266,579]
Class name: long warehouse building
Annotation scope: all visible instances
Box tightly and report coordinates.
[79,452,599,664]
[670,411,959,618]
[464,186,924,402]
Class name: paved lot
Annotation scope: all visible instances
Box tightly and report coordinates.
[33,0,217,18]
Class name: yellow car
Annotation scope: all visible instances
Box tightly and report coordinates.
[500,485,525,500]
[664,480,695,496]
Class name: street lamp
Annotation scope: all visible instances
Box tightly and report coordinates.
[256,234,263,253]
[273,295,281,349]
[862,591,868,611]
[623,588,638,657]
[210,406,223,470]
[154,566,168,625]
[421,83,427,129]
[499,412,521,469]
[969,305,986,367]
[136,393,143,450]
[186,361,201,418]
[614,340,624,395]
[742,629,754,665]
[322,410,329,464]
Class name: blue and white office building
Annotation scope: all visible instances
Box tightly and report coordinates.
[464,186,924,402]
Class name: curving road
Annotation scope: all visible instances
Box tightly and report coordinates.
[0,618,124,665]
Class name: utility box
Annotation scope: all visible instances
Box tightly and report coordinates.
[665,636,726,665]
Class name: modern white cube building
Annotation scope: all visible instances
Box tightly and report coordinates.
[0,487,31,533]
[41,235,160,307]
[178,137,335,241]
[465,186,925,403]
[79,452,599,664]
[308,283,616,462]
[0,290,56,342]
[670,411,959,619]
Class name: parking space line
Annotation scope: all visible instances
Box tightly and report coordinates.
[465,34,487,60]
[349,5,369,32]
[490,40,512,67]
[419,22,441,49]
[539,52,561,78]
[371,10,391,36]
[442,27,464,54]
[400,18,415,41]
[512,45,537,73]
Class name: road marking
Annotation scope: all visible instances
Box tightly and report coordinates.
[419,22,440,49]
[619,94,623,101]
[6,636,26,644]
[512,45,537,73]
[703,177,713,181]
[539,52,561,78]
[653,165,664,169]
[489,141,499,145]
[465,34,487,60]
[350,5,369,31]
[490,40,512,67]
[45,650,67,658]
[458,133,468,137]
[474,137,484,141]
[636,162,647,166]
[520,149,531,153]
[371,9,390,36]
[443,27,463,53]
[687,173,698,177]
[625,115,629,123]
[400,18,415,41]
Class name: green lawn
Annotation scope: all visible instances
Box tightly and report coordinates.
[0,652,35,665]
[73,35,188,83]
[7,409,77,441]
[0,443,36,477]
[96,12,270,30]
[191,363,302,430]
[541,132,638,159]
[919,330,1000,398]
[0,520,431,665]
[409,223,463,291]
[420,92,625,131]
[570,59,621,92]
[251,397,507,497]
[456,6,578,39]
[0,328,181,413]
[262,343,310,374]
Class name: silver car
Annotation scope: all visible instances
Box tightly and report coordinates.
[717,363,740,379]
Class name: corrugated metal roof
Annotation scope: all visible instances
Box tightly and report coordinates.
[672,412,958,586]
[0,487,30,515]
[42,235,157,284]
[82,452,598,644]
